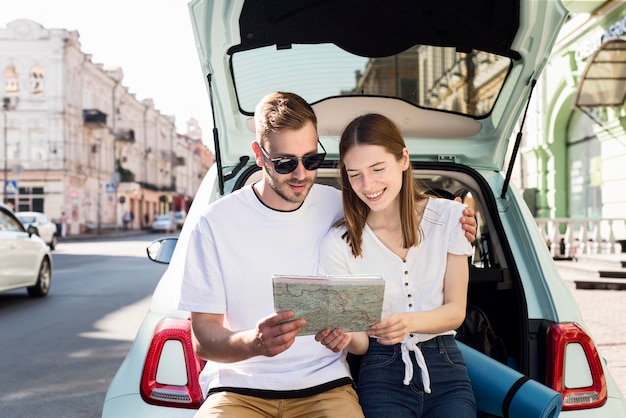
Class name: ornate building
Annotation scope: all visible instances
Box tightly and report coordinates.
[1,19,213,234]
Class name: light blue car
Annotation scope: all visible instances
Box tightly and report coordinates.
[103,0,626,416]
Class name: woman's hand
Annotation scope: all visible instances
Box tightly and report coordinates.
[315,328,353,352]
[367,313,411,345]
[315,329,370,354]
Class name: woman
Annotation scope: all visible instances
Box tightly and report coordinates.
[316,113,476,417]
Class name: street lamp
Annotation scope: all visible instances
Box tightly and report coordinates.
[3,100,7,203]
[111,79,120,229]
[2,97,16,204]
[93,138,102,235]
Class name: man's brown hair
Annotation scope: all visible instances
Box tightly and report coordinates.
[254,92,317,146]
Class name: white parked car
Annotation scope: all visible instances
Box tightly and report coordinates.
[151,214,176,233]
[173,211,186,229]
[15,211,58,250]
[103,0,626,416]
[0,203,52,297]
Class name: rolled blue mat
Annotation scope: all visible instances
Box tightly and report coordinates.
[457,341,562,418]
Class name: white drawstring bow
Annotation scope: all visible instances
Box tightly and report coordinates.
[400,335,431,393]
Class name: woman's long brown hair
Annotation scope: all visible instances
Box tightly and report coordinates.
[338,113,426,258]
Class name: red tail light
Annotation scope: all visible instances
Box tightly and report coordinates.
[546,322,607,411]
[140,318,205,409]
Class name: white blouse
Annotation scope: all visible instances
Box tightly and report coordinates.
[319,197,473,392]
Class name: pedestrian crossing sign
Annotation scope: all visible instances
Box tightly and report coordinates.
[4,180,17,195]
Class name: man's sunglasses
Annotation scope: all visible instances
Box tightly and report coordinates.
[258,140,326,174]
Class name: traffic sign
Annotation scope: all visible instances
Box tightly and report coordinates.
[105,183,116,194]
[4,180,17,195]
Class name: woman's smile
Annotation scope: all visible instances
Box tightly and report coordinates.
[365,189,385,200]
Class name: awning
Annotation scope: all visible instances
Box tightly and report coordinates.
[575,37,626,108]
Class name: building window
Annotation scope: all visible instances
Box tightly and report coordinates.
[567,109,602,218]
[15,187,45,212]
[401,79,417,103]
[4,65,19,95]
[30,65,45,96]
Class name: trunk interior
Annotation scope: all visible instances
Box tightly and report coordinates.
[232,162,538,386]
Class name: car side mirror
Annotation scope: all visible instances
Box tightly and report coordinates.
[27,225,40,237]
[146,238,178,264]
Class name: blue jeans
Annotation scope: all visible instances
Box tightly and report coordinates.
[357,335,476,418]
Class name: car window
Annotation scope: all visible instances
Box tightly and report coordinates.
[0,210,24,232]
[18,215,36,224]
[231,43,510,117]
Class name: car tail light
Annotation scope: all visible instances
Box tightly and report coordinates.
[140,318,205,409]
[546,322,607,411]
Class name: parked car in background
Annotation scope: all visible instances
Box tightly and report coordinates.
[103,0,626,416]
[15,211,58,250]
[173,211,186,230]
[151,214,176,233]
[0,203,52,297]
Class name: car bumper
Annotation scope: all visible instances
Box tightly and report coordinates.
[102,394,196,418]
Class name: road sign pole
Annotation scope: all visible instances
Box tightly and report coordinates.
[3,105,7,204]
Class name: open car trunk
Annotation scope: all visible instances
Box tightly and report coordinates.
[235,163,535,382]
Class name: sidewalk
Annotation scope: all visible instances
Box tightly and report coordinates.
[59,228,152,242]
[554,253,626,395]
[554,252,626,290]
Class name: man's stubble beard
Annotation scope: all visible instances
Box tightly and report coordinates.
[265,169,316,205]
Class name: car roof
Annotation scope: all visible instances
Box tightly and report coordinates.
[188,0,568,177]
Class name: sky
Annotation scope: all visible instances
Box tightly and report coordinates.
[1,0,212,147]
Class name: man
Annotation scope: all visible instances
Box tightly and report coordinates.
[177,92,477,417]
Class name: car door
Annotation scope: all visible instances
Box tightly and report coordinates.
[37,214,54,244]
[0,208,40,288]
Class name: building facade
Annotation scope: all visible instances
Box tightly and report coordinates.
[342,0,626,250]
[1,19,213,234]
[522,0,626,244]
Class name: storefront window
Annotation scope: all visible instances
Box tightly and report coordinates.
[567,109,602,218]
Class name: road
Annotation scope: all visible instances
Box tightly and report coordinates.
[0,234,167,418]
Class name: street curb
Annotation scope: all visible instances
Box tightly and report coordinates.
[59,229,151,242]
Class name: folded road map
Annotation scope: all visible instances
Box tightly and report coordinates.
[272,274,385,336]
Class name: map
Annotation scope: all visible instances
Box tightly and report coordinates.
[272,274,385,336]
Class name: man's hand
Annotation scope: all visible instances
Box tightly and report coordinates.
[190,311,305,362]
[454,196,477,244]
[253,311,305,357]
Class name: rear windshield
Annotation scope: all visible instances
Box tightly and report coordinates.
[231,43,510,118]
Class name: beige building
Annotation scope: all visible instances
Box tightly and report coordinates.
[1,19,212,234]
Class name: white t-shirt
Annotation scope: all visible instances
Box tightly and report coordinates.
[178,183,348,394]
[318,197,473,390]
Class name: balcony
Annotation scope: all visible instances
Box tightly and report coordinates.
[536,217,626,259]
[172,155,186,167]
[82,109,107,126]
[116,159,135,182]
[115,129,135,143]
